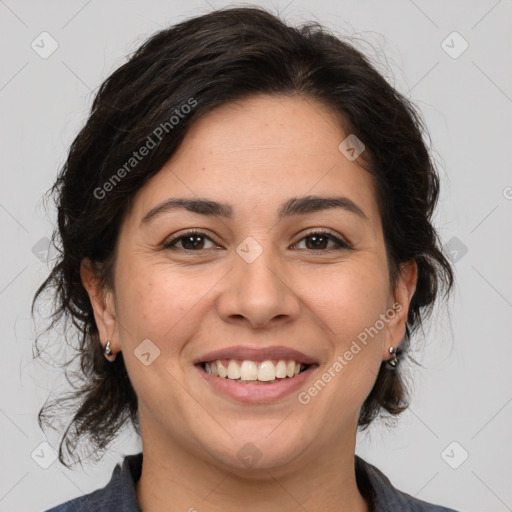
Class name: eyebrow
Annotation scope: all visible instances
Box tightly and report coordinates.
[140,195,368,227]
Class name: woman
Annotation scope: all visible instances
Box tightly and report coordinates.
[33,6,457,511]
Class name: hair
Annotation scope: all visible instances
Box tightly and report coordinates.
[32,5,454,468]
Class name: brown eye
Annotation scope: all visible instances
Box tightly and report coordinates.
[163,230,217,251]
[304,234,331,250]
[294,230,351,251]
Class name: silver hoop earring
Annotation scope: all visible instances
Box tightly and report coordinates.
[104,340,116,362]
[387,346,399,369]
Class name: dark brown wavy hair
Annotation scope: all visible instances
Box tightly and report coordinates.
[32,5,454,468]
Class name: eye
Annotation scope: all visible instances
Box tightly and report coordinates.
[162,230,219,251]
[293,230,351,251]
[162,229,352,252]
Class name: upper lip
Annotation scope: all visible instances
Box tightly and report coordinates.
[194,345,318,365]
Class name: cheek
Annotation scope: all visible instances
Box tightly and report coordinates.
[117,273,191,342]
[114,259,218,365]
[291,260,391,430]
[310,261,389,335]
[303,256,390,388]
[113,266,205,407]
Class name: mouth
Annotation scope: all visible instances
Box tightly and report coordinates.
[193,347,320,404]
[197,359,314,385]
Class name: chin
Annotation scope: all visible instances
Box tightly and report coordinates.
[197,428,307,474]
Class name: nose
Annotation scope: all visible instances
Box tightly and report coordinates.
[216,247,302,330]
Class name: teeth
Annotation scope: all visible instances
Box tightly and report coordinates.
[258,361,275,381]
[240,360,258,380]
[210,362,218,376]
[227,360,240,379]
[286,360,295,378]
[204,359,306,382]
[275,360,287,378]
[216,360,227,378]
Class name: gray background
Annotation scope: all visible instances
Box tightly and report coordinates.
[1,1,511,511]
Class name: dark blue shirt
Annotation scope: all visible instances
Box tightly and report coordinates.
[45,452,459,511]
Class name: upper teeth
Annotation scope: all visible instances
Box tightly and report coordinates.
[204,359,305,381]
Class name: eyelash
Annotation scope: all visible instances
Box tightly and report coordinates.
[162,229,352,252]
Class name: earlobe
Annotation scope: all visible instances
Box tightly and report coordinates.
[80,258,119,355]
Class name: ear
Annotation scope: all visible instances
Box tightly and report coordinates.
[80,258,119,353]
[384,260,417,357]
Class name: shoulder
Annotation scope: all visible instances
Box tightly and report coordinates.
[355,456,460,512]
[44,453,143,512]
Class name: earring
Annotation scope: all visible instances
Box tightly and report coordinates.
[104,340,117,362]
[387,346,399,369]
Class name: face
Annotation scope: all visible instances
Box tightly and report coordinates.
[82,95,416,474]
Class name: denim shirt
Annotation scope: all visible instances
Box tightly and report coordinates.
[45,452,459,512]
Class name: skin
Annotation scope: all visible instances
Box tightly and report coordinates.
[81,95,417,512]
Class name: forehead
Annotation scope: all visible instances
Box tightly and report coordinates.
[124,95,380,228]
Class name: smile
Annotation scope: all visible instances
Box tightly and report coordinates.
[196,360,318,404]
[202,359,310,384]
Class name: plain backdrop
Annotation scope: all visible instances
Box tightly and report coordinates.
[1,1,511,511]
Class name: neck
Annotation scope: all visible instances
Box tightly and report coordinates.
[135,417,369,512]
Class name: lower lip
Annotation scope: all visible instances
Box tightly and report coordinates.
[196,364,318,404]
